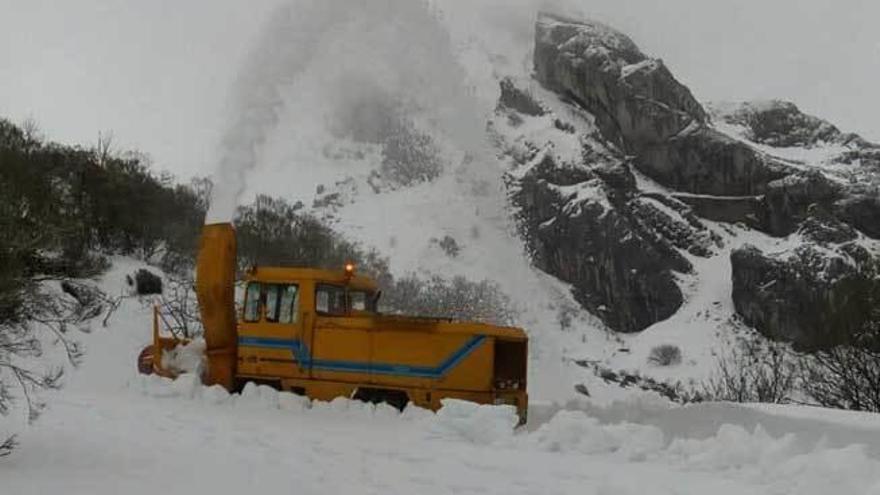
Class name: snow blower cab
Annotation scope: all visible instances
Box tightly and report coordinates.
[139,223,529,423]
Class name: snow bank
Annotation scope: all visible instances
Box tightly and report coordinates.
[128,373,438,422]
[128,372,880,494]
[428,399,519,445]
[668,423,880,494]
[527,402,880,491]
[532,410,665,461]
[668,424,797,470]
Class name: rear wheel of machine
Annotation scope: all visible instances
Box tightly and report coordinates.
[137,346,154,375]
[352,387,410,411]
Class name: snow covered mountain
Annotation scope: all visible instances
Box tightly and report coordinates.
[5,4,880,493]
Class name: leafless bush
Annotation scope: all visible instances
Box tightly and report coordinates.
[648,344,683,367]
[379,119,443,187]
[1,298,67,423]
[703,339,796,403]
[0,347,63,423]
[0,435,16,457]
[799,346,880,412]
[153,274,202,339]
[431,235,460,258]
[0,279,112,454]
[795,258,880,411]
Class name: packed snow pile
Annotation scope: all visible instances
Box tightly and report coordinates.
[121,366,880,494]
[159,339,206,376]
[668,426,880,494]
[428,399,520,445]
[532,410,664,460]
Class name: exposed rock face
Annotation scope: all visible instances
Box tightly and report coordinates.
[636,125,790,197]
[512,153,688,333]
[712,100,844,148]
[731,238,875,349]
[499,13,880,343]
[494,87,718,333]
[836,193,880,239]
[533,13,853,238]
[673,194,763,227]
[762,171,843,235]
[534,13,705,152]
[709,101,880,239]
[497,77,546,117]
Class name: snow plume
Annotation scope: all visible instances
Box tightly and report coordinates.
[206,0,501,223]
[206,1,337,223]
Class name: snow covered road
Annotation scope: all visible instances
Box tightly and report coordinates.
[3,274,880,495]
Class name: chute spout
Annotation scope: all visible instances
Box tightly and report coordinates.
[195,222,237,390]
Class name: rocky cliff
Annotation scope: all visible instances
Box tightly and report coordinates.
[495,12,880,346]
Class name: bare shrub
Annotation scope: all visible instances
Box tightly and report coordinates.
[704,339,796,403]
[799,346,880,412]
[795,258,880,411]
[648,344,682,367]
[154,274,203,340]
[0,435,16,457]
[0,284,81,426]
[431,235,460,258]
[379,118,443,187]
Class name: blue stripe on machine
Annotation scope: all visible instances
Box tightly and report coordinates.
[237,335,486,378]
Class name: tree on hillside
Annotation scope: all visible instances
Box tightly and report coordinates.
[0,118,207,453]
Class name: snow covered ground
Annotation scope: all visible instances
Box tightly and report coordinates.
[3,261,880,495]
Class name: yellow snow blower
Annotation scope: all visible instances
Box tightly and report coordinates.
[138,223,528,422]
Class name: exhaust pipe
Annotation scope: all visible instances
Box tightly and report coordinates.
[195,222,238,390]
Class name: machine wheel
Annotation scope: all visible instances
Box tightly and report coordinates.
[352,387,410,411]
[137,345,155,375]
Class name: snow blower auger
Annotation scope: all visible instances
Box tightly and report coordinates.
[138,222,529,424]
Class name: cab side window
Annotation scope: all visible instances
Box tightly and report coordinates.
[316,285,346,315]
[350,291,367,311]
[277,285,299,324]
[265,284,281,322]
[244,283,262,322]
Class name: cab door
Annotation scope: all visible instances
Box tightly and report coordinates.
[236,281,307,379]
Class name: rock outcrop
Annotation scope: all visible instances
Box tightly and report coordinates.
[494,78,716,333]
[532,12,859,238]
[512,152,688,333]
[711,100,846,148]
[495,12,880,344]
[731,233,876,349]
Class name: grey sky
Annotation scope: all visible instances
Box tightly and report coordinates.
[0,0,877,179]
